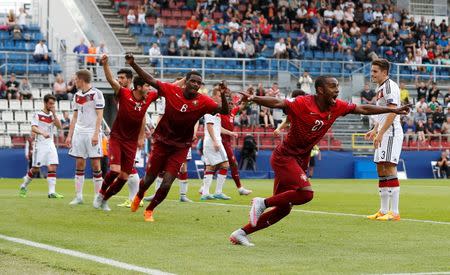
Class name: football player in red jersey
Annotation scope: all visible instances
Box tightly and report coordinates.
[125,53,229,222]
[219,83,253,195]
[229,75,411,246]
[93,54,158,211]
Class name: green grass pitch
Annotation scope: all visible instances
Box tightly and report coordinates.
[1,178,449,274]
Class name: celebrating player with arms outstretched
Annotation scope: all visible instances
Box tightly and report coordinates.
[229,75,410,246]
[93,54,158,211]
[125,53,229,222]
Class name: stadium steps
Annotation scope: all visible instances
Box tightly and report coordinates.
[94,0,142,55]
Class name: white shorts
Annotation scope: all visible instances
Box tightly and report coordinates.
[69,132,102,159]
[33,142,59,167]
[374,134,403,164]
[186,147,192,160]
[203,144,228,166]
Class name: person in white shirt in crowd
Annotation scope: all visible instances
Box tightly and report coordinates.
[297,71,313,94]
[127,9,136,26]
[233,36,246,58]
[33,40,50,64]
[177,34,190,56]
[16,8,27,30]
[273,38,288,59]
[306,26,320,50]
[148,43,162,67]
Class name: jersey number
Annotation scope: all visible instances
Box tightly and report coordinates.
[180,104,188,112]
[311,120,324,132]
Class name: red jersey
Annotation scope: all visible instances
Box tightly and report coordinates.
[154,81,218,148]
[278,95,356,156]
[110,87,158,141]
[220,106,239,143]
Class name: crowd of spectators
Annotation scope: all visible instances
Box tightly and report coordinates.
[118,0,449,65]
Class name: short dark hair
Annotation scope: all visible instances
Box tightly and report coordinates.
[186,71,202,81]
[44,94,56,103]
[76,69,92,83]
[291,90,306,98]
[133,76,146,89]
[118,68,133,80]
[372,59,390,73]
[314,75,334,91]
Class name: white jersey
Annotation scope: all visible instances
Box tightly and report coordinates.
[375,78,402,136]
[73,87,105,134]
[31,110,56,145]
[203,114,222,146]
[156,97,165,115]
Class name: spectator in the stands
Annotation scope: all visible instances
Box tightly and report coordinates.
[186,15,199,38]
[148,43,161,67]
[273,38,288,59]
[96,42,108,65]
[166,36,178,56]
[0,75,7,99]
[415,76,429,101]
[233,36,246,58]
[425,117,438,141]
[444,88,450,106]
[33,40,50,64]
[399,82,410,105]
[415,97,428,112]
[177,34,190,56]
[259,18,272,40]
[436,151,449,178]
[428,81,441,102]
[53,75,68,101]
[73,38,88,68]
[198,34,215,57]
[66,74,77,101]
[441,116,450,142]
[360,83,376,105]
[60,111,71,138]
[87,40,97,81]
[17,8,27,30]
[403,118,416,144]
[318,28,330,50]
[260,106,275,128]
[306,26,320,50]
[297,71,313,94]
[429,96,441,112]
[127,9,136,26]
[254,38,267,57]
[19,77,32,100]
[245,39,255,58]
[153,17,164,39]
[5,73,20,100]
[414,106,427,125]
[6,9,16,33]
[432,106,446,130]
[137,6,146,32]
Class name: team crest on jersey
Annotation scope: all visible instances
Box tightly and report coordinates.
[134,102,143,111]
[376,89,384,100]
[192,100,198,106]
[76,94,95,105]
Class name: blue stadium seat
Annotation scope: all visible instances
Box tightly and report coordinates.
[313,51,324,60]
[303,50,313,59]
[324,52,334,60]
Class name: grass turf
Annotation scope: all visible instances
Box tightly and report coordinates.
[0,178,449,274]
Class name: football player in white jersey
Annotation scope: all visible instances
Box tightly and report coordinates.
[19,94,63,198]
[365,59,405,221]
[201,88,237,200]
[66,70,105,206]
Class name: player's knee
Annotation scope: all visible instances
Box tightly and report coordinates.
[118,172,129,181]
[301,190,314,203]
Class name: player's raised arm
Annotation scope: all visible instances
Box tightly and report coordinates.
[351,103,411,115]
[239,91,286,109]
[101,54,121,96]
[125,53,160,90]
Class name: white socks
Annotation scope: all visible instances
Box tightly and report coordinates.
[47,176,56,194]
[179,180,188,196]
[389,187,400,215]
[215,174,226,194]
[202,173,213,195]
[75,175,85,200]
[127,173,140,201]
[379,187,390,214]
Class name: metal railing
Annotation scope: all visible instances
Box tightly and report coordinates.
[352,133,450,151]
[0,51,60,77]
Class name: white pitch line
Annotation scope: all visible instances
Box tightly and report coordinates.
[0,234,175,275]
[374,272,450,275]
[150,198,450,226]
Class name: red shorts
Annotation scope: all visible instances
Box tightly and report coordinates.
[271,150,310,195]
[146,140,190,176]
[222,142,237,166]
[109,137,137,175]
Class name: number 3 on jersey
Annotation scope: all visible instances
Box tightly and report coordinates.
[311,120,324,131]
[180,104,188,112]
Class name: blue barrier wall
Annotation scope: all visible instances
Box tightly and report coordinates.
[0,149,441,179]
